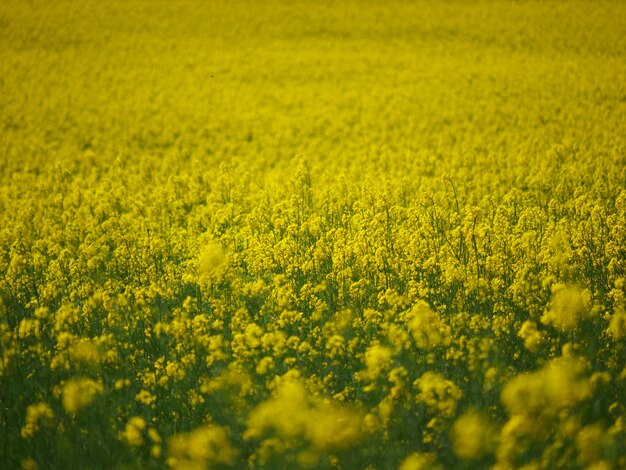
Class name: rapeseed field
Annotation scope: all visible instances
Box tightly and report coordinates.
[1,1,626,468]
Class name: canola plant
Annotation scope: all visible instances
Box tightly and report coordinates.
[1,1,625,469]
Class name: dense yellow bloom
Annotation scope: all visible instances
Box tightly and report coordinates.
[359,344,393,381]
[196,244,227,281]
[414,372,462,418]
[135,389,156,407]
[120,416,147,447]
[495,414,536,464]
[399,452,441,470]
[256,356,275,375]
[69,338,103,365]
[326,334,345,358]
[501,354,591,416]
[21,403,54,438]
[245,376,363,451]
[1,1,625,468]
[167,425,236,470]
[576,423,611,467]
[518,320,543,353]
[540,284,591,331]
[451,409,497,460]
[18,319,39,339]
[606,308,626,340]
[61,378,103,414]
[407,301,449,349]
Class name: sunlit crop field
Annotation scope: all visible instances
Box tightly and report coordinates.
[1,1,626,468]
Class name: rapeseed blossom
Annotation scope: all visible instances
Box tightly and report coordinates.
[359,344,393,381]
[407,301,450,349]
[450,409,497,460]
[21,403,54,438]
[1,0,626,468]
[61,378,103,414]
[540,284,591,331]
[167,425,236,470]
[399,452,441,470]
[414,372,462,418]
[245,376,363,452]
[197,244,227,281]
[120,416,147,447]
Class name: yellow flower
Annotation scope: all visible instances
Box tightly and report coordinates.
[114,378,131,390]
[69,338,103,365]
[359,344,393,381]
[606,308,626,340]
[414,372,462,417]
[197,243,227,280]
[21,403,54,438]
[18,319,39,339]
[34,307,49,320]
[120,416,147,447]
[407,301,449,349]
[135,389,156,406]
[576,423,612,467]
[244,376,363,451]
[518,320,543,352]
[62,378,103,414]
[399,452,441,470]
[540,284,591,330]
[451,409,497,460]
[326,334,345,357]
[501,353,591,416]
[21,458,38,470]
[167,425,236,470]
[256,356,274,375]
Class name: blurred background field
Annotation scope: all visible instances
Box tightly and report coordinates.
[2,0,625,184]
[1,1,626,469]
